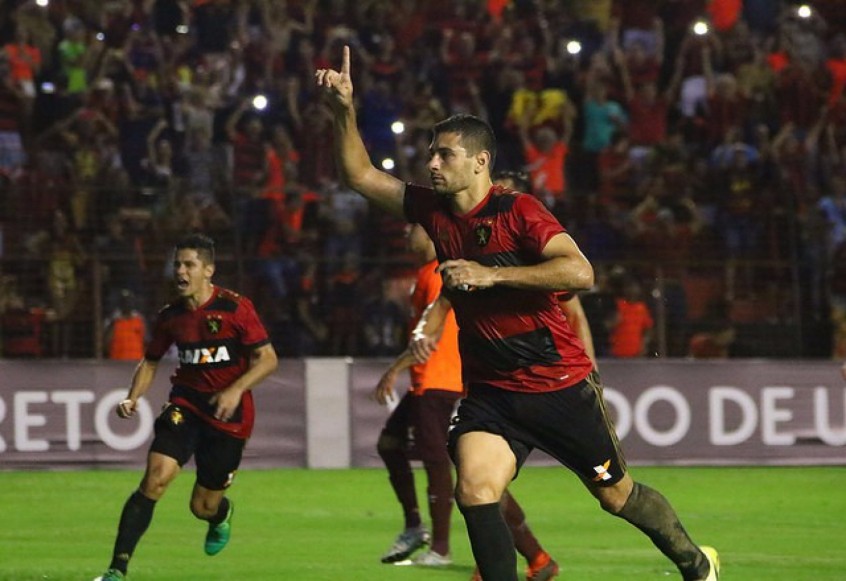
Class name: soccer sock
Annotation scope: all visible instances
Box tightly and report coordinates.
[423,460,454,556]
[378,444,421,529]
[109,490,156,574]
[459,501,518,581]
[615,482,708,580]
[500,491,543,563]
[209,497,230,525]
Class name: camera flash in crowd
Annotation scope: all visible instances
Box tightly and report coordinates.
[693,20,709,35]
[36,0,49,7]
[566,40,582,55]
[176,24,189,34]
[381,158,396,171]
[252,94,268,111]
[797,5,812,18]
[391,121,405,135]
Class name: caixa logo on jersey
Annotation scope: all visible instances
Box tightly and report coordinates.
[178,340,235,367]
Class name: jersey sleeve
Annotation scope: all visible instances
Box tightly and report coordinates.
[515,194,566,255]
[144,313,173,361]
[235,296,271,349]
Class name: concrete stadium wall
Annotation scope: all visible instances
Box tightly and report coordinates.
[1,358,844,470]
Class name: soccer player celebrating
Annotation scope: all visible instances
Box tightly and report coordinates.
[316,47,719,581]
[94,234,278,581]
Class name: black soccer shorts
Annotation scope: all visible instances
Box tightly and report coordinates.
[447,371,627,486]
[150,403,246,490]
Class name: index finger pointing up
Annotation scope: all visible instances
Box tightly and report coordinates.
[342,44,350,75]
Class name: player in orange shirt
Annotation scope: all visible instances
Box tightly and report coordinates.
[373,223,463,566]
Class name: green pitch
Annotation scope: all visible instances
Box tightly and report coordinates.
[2,466,844,580]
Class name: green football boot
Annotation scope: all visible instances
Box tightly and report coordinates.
[204,500,234,556]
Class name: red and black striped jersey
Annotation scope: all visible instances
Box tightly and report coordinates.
[146,286,270,439]
[404,183,592,393]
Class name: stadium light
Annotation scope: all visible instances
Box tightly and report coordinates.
[252,94,268,111]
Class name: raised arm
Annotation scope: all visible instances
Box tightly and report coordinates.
[315,45,406,217]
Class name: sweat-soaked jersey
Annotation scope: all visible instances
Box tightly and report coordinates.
[404,183,592,393]
[145,286,270,439]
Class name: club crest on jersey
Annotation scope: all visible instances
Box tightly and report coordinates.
[206,315,223,334]
[474,223,492,247]
[169,407,184,426]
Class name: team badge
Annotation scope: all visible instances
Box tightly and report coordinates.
[206,315,223,334]
[169,407,184,426]
[474,223,492,247]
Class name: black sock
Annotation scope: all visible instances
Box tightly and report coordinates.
[209,497,230,525]
[459,502,517,581]
[109,491,156,574]
[616,482,707,580]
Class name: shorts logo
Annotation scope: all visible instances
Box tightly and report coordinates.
[169,407,184,426]
[474,223,492,247]
[592,460,612,482]
[206,315,223,334]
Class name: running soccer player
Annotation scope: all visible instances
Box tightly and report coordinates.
[94,234,278,581]
[316,47,719,581]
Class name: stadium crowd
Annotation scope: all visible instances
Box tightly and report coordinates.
[0,0,845,361]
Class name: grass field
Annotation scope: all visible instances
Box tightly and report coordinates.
[2,465,844,580]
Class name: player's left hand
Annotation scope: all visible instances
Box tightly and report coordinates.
[437,259,497,291]
[210,388,242,422]
[373,370,397,406]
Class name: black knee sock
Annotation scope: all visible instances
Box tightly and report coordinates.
[379,445,421,529]
[459,502,517,581]
[616,482,707,580]
[209,497,230,525]
[110,491,156,574]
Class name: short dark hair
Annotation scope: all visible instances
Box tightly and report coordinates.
[175,233,215,264]
[432,114,497,169]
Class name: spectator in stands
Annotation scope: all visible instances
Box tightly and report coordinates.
[581,67,627,193]
[104,288,147,361]
[609,274,654,358]
[57,18,93,101]
[326,250,363,356]
[182,125,231,233]
[515,88,575,209]
[226,96,269,253]
[43,208,87,358]
[4,23,41,134]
